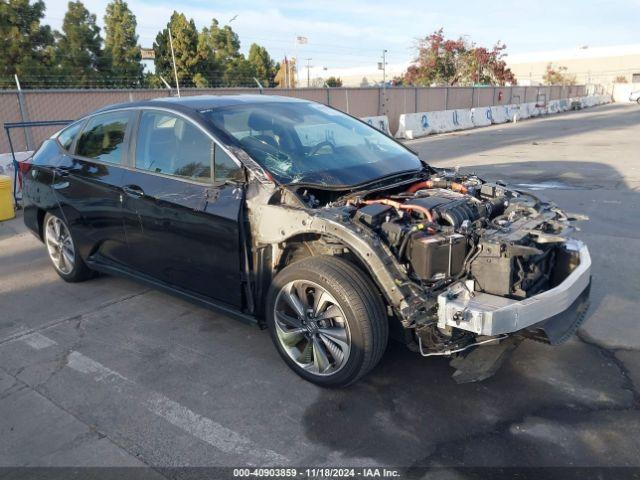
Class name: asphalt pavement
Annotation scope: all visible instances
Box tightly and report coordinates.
[1,103,639,474]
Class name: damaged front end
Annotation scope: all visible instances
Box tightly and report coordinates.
[247,167,591,383]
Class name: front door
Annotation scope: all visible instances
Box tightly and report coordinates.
[121,109,245,307]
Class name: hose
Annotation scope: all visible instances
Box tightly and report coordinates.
[406,179,468,194]
[363,199,434,223]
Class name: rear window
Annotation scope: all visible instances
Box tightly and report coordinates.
[76,112,130,164]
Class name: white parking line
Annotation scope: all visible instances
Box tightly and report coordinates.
[22,334,289,464]
[67,351,129,382]
[144,392,289,464]
[21,332,58,350]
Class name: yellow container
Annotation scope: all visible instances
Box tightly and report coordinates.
[0,175,16,221]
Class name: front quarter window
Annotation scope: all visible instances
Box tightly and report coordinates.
[56,121,83,152]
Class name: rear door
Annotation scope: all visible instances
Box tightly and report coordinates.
[121,109,245,307]
[51,111,132,265]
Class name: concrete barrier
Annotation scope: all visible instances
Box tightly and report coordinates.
[558,99,570,111]
[395,95,594,139]
[427,111,452,133]
[470,107,492,127]
[525,103,538,117]
[360,115,391,135]
[396,112,435,139]
[490,105,509,124]
[515,104,529,120]
[506,104,522,122]
[453,109,474,130]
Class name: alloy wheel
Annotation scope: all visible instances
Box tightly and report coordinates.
[45,215,75,275]
[273,280,351,376]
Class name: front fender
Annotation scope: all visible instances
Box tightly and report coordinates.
[250,203,427,324]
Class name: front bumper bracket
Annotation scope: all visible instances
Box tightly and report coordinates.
[437,241,591,338]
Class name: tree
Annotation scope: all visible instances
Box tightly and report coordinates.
[54,1,105,86]
[103,0,142,87]
[542,63,576,86]
[199,19,251,86]
[403,28,516,86]
[248,43,274,87]
[0,0,54,87]
[153,12,202,87]
[224,57,256,87]
[325,76,342,87]
[274,58,296,88]
[201,19,241,64]
[614,75,628,83]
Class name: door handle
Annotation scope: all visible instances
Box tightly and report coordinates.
[123,184,145,198]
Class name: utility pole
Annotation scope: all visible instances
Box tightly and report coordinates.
[381,49,387,86]
[305,58,312,88]
[378,49,388,115]
[168,28,181,97]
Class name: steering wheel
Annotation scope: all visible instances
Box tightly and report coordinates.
[309,140,336,156]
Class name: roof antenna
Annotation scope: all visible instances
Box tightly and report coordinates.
[253,77,264,93]
[159,76,172,91]
[168,28,181,98]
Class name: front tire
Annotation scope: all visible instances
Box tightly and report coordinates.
[43,212,93,282]
[266,255,388,387]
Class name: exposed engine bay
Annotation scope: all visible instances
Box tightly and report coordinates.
[280,169,590,364]
[350,177,576,299]
[249,166,591,382]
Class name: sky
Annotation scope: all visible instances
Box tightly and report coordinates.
[42,0,639,74]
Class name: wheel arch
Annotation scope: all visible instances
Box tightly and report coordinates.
[265,230,403,331]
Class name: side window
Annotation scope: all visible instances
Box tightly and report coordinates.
[214,145,243,183]
[76,112,130,163]
[135,111,212,182]
[56,121,83,152]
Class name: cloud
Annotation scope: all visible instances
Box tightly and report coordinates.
[41,0,639,69]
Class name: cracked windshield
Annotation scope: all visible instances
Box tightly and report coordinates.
[202,101,421,186]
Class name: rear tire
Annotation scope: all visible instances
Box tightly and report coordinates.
[266,255,388,387]
[43,212,94,282]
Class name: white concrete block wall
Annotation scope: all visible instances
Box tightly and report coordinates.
[394,95,604,139]
[360,115,392,135]
[453,109,474,130]
[471,107,492,127]
[489,105,509,124]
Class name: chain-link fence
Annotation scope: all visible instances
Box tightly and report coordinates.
[1,85,587,154]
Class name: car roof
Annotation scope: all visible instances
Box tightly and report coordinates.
[97,94,310,114]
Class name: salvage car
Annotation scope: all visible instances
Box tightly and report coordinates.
[21,95,591,387]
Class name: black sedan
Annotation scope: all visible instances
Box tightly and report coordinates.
[22,95,591,387]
